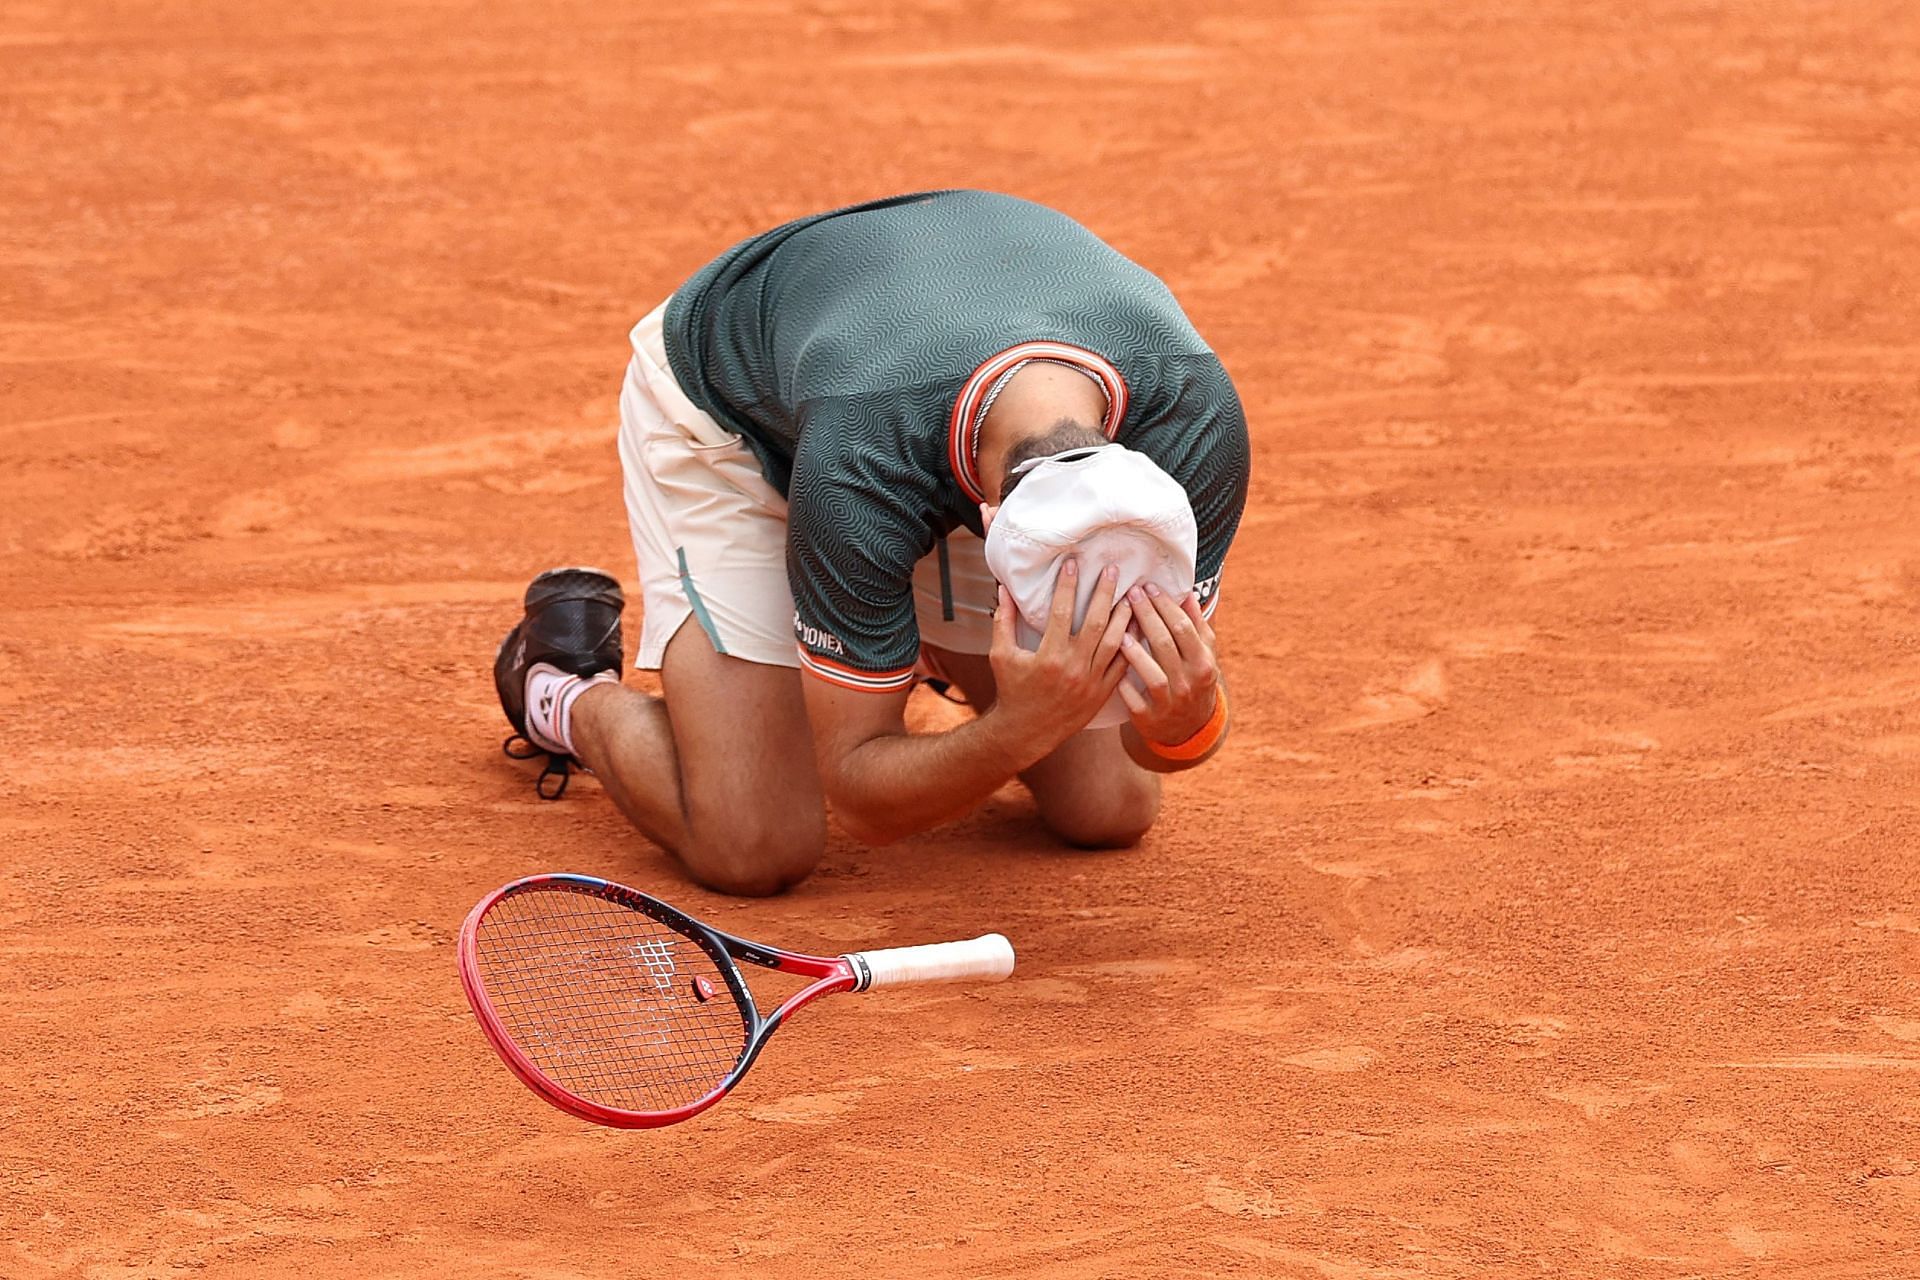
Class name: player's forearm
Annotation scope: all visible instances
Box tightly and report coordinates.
[827,710,1054,845]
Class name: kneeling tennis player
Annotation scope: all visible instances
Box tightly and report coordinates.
[492,191,1250,894]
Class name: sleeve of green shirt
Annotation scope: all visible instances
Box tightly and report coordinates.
[784,412,935,692]
[1139,354,1251,619]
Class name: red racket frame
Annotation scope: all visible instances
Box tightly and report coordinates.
[457,873,860,1128]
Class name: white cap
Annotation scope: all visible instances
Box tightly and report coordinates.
[983,444,1197,730]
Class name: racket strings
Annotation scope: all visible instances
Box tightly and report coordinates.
[473,886,751,1115]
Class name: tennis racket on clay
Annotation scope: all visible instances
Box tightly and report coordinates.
[457,873,1016,1127]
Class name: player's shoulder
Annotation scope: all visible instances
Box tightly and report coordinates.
[1127,350,1246,425]
[787,412,947,558]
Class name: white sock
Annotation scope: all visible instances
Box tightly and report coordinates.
[524,663,618,756]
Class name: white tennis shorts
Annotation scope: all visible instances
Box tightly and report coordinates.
[619,300,996,672]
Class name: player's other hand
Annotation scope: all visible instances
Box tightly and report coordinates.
[987,559,1131,766]
[1117,585,1219,745]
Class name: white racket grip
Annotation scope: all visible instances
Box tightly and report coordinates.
[845,933,1015,991]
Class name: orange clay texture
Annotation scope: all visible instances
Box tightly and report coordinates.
[4,0,1919,1276]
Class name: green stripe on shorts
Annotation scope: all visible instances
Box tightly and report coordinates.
[676,546,727,656]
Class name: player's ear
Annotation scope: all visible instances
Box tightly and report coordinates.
[979,501,998,536]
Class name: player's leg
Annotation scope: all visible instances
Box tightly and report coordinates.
[613,302,826,893]
[502,300,824,895]
[1022,723,1161,850]
[568,623,824,896]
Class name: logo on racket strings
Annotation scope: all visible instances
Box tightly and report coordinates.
[631,938,677,993]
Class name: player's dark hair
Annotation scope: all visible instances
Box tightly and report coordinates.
[1000,418,1108,500]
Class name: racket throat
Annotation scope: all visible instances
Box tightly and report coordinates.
[843,951,875,993]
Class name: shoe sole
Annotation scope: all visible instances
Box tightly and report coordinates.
[524,564,622,606]
[498,565,624,670]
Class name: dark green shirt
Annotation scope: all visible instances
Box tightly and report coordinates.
[664,189,1249,690]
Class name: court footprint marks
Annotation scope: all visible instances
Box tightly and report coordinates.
[1326,658,1449,732]
[744,1091,862,1126]
[1202,988,1303,1038]
[1436,625,1536,659]
[170,1077,283,1118]
[1338,313,1451,384]
[1870,1015,1920,1042]
[347,920,452,951]
[1689,121,1849,162]
[1200,988,1382,1072]
[1278,1045,1377,1073]
[1202,1176,1288,1219]
[210,91,419,182]
[839,42,1212,83]
[1551,730,1660,777]
[1000,976,1090,1005]
[46,502,204,562]
[1543,1083,1667,1121]
[745,1050,1016,1124]
[1762,662,1920,723]
[1577,274,1674,312]
[1212,1235,1416,1277]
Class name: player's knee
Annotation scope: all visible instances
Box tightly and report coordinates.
[684,840,822,897]
[1044,780,1161,850]
[683,807,826,896]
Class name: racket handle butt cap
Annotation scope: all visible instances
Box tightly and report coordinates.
[846,933,1015,990]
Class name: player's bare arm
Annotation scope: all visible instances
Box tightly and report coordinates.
[803,561,1133,845]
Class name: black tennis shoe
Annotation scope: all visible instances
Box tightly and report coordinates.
[495,566,625,798]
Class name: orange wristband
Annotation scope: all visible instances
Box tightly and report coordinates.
[1142,686,1229,762]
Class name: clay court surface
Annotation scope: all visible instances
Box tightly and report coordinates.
[6,0,1920,1275]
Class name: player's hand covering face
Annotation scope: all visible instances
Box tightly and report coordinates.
[1116,584,1220,744]
[988,559,1134,754]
